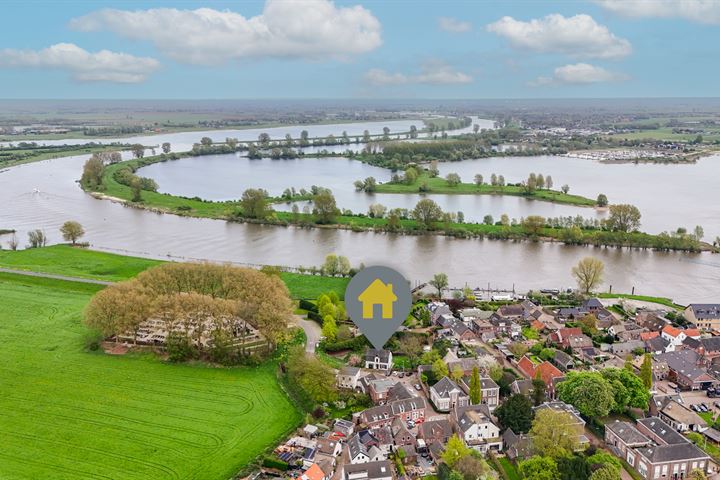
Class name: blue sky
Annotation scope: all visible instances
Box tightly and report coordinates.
[1,0,719,99]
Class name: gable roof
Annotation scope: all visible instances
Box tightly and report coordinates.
[605,421,650,446]
[365,348,392,363]
[662,325,683,338]
[640,331,660,341]
[637,417,688,445]
[420,419,452,440]
[453,404,495,434]
[535,361,564,385]
[303,464,326,480]
[688,304,720,319]
[343,460,393,480]
[431,377,462,399]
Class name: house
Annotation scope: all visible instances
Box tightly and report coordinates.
[450,404,502,453]
[535,402,589,448]
[365,349,393,371]
[632,417,711,480]
[553,350,574,371]
[418,419,453,445]
[471,318,495,337]
[616,322,647,342]
[358,279,397,319]
[367,378,397,404]
[640,331,660,342]
[684,336,720,362]
[605,421,651,458]
[503,429,532,460]
[610,340,645,357]
[635,311,670,332]
[317,437,342,457]
[302,463,328,480]
[661,325,689,347]
[496,304,525,321]
[557,299,613,324]
[489,314,521,338]
[386,383,414,403]
[429,377,470,412]
[333,419,355,440]
[347,434,385,464]
[342,460,394,480]
[516,356,564,398]
[565,333,594,353]
[645,336,672,355]
[389,397,426,423]
[338,366,364,390]
[450,321,476,341]
[359,405,393,429]
[460,308,493,323]
[659,400,708,432]
[548,327,583,349]
[655,350,717,390]
[685,304,720,331]
[391,418,415,447]
[428,302,452,324]
[458,376,500,411]
[510,379,533,397]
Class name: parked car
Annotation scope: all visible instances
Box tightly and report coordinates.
[701,403,709,412]
[414,384,421,391]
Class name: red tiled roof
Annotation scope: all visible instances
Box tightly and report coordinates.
[531,320,545,331]
[558,327,582,340]
[517,356,536,378]
[303,464,326,480]
[662,325,682,338]
[640,331,660,341]
[685,328,701,338]
[535,361,563,385]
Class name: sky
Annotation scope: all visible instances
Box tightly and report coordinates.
[1,0,719,99]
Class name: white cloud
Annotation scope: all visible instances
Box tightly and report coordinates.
[530,63,629,86]
[0,43,159,83]
[438,17,472,33]
[69,0,382,65]
[596,0,720,24]
[487,14,632,59]
[365,63,473,86]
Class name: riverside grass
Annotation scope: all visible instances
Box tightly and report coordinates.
[0,271,302,480]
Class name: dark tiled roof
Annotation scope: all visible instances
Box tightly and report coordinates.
[637,417,687,445]
[656,350,708,381]
[365,348,391,363]
[605,421,650,446]
[343,460,393,480]
[636,443,709,463]
[431,377,462,399]
[688,304,720,319]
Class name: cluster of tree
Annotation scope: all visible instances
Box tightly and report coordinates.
[317,291,346,341]
[354,176,378,193]
[436,434,494,480]
[84,262,293,363]
[113,166,159,201]
[285,345,338,404]
[83,126,144,136]
[557,369,651,419]
[321,254,352,277]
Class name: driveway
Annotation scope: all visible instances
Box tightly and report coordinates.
[298,317,321,353]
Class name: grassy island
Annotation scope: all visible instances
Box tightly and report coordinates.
[374,173,597,206]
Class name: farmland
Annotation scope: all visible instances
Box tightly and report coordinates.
[0,270,302,479]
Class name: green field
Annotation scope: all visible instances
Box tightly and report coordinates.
[374,174,597,206]
[0,245,162,282]
[0,270,302,480]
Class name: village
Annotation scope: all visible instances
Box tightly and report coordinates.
[263,295,720,480]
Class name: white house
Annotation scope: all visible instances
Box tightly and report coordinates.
[451,404,502,453]
[364,349,393,371]
[338,366,363,390]
[661,326,687,348]
[347,434,385,464]
[430,377,470,412]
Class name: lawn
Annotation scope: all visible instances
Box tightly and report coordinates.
[0,245,348,299]
[597,292,685,310]
[0,245,162,282]
[497,457,521,480]
[0,271,302,480]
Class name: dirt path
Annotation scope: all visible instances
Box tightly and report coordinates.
[0,267,113,286]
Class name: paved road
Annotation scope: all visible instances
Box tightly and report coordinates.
[298,317,321,353]
[0,267,113,286]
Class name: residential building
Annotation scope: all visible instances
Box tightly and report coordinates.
[659,400,708,433]
[302,463,328,480]
[429,377,470,412]
[342,460,394,480]
[503,429,532,460]
[552,350,574,371]
[656,350,717,390]
[347,434,384,464]
[450,404,502,453]
[368,378,397,404]
[685,304,720,331]
[338,366,364,390]
[516,356,564,398]
[610,340,645,357]
[365,349,393,371]
[605,421,651,457]
[418,419,453,445]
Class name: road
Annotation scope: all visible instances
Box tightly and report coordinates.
[0,267,113,286]
[298,317,321,353]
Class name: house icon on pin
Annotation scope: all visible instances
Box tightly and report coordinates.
[357,279,398,319]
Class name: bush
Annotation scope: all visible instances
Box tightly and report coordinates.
[321,335,368,352]
[263,456,289,471]
[166,332,196,362]
[299,299,317,312]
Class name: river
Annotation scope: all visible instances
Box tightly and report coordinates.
[1,119,719,303]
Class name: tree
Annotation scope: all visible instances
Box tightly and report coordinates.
[430,273,449,297]
[240,188,270,219]
[490,173,498,186]
[495,394,534,433]
[446,173,461,186]
[199,136,212,146]
[441,435,471,467]
[522,216,546,236]
[8,234,18,251]
[454,454,492,480]
[689,469,708,480]
[130,176,143,202]
[640,353,653,390]
[519,456,560,480]
[537,174,545,189]
[531,375,546,406]
[80,155,105,188]
[287,346,338,403]
[398,335,425,361]
[404,166,418,184]
[601,367,651,411]
[131,144,145,158]
[694,225,704,241]
[557,455,591,480]
[572,257,605,294]
[579,314,598,336]
[322,314,337,341]
[412,199,443,229]
[162,142,171,153]
[368,203,387,218]
[432,359,449,380]
[382,126,390,140]
[589,466,620,480]
[363,130,371,143]
[561,184,569,194]
[60,221,85,245]
[586,452,621,475]
[451,364,464,382]
[27,229,47,248]
[483,215,494,225]
[546,175,553,190]
[469,367,482,404]
[508,342,528,358]
[557,371,615,418]
[474,174,484,186]
[529,408,579,458]
[607,204,642,232]
[498,175,506,187]
[596,194,608,207]
[313,190,339,224]
[258,133,271,146]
